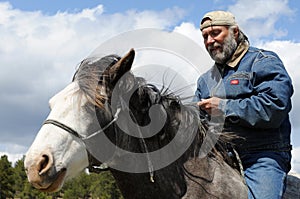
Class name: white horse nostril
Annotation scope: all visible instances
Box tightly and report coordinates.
[38,152,54,175]
[38,156,48,175]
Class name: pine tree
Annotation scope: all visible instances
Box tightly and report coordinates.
[89,171,123,199]
[12,156,27,196]
[62,170,123,199]
[63,171,92,199]
[0,155,15,199]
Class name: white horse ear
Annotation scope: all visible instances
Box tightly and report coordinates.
[108,48,135,83]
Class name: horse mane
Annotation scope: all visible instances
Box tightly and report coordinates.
[72,54,122,108]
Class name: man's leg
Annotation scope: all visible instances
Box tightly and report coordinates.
[240,151,291,199]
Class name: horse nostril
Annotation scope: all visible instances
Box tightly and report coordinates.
[38,153,54,175]
[39,155,48,172]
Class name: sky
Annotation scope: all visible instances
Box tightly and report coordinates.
[0,0,300,173]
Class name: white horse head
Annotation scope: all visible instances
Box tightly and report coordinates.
[24,49,135,192]
[24,82,92,192]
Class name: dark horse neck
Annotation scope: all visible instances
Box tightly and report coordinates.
[105,101,247,199]
[109,151,247,199]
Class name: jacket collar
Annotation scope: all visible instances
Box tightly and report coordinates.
[226,40,249,68]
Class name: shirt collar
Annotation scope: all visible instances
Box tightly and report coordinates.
[226,40,249,68]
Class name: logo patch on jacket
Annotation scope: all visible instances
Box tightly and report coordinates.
[230,79,239,85]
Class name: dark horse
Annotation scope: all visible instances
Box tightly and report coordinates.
[25,49,262,198]
[76,49,249,198]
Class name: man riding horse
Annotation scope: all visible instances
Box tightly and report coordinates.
[195,10,293,199]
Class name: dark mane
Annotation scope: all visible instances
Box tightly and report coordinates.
[73,54,121,108]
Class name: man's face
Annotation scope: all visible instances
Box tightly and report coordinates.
[202,24,238,64]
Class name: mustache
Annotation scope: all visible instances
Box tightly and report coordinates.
[207,42,222,52]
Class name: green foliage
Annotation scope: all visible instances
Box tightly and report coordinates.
[0,155,15,199]
[0,155,123,199]
[12,157,26,194]
[63,171,123,199]
[63,172,92,199]
[89,172,123,199]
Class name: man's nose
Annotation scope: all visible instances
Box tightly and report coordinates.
[206,35,215,45]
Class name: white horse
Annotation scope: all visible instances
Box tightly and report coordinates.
[24,49,299,198]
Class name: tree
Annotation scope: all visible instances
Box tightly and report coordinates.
[0,155,15,199]
[63,171,92,199]
[12,157,27,196]
[89,171,123,199]
[62,170,123,199]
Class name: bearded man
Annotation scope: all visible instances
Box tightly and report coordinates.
[194,11,293,199]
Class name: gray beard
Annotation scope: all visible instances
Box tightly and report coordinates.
[208,32,238,64]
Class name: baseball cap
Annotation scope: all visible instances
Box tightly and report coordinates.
[200,11,238,31]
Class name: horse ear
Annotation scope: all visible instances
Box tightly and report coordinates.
[108,48,135,83]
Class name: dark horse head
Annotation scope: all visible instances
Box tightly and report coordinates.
[25,49,247,198]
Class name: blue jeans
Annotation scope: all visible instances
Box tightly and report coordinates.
[239,151,291,199]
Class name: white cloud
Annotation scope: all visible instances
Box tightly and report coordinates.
[0,2,185,155]
[291,146,300,173]
[228,0,294,41]
[0,152,24,166]
[130,7,186,29]
[258,41,300,129]
[0,143,27,165]
[174,22,203,46]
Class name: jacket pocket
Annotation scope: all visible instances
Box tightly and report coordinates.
[226,72,254,98]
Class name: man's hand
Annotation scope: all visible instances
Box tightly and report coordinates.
[197,97,223,116]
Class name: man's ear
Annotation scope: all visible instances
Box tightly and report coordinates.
[233,26,239,38]
[107,48,135,85]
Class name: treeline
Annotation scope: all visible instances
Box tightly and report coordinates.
[0,155,123,199]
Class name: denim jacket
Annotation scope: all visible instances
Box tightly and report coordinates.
[194,42,294,152]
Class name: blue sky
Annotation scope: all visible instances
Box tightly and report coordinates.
[5,0,300,41]
[1,0,300,172]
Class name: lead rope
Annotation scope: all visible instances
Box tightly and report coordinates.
[232,148,246,184]
[135,118,155,183]
[84,108,121,172]
[125,105,155,183]
[85,103,155,182]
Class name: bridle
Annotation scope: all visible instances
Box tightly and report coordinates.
[42,108,121,172]
[43,119,84,139]
[43,108,121,140]
[41,84,159,181]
